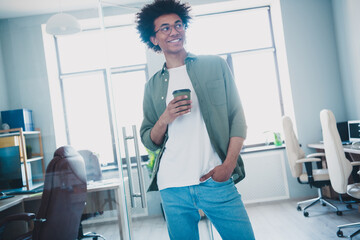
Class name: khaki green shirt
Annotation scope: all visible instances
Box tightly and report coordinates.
[140,53,247,192]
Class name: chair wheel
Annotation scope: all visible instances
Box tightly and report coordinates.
[303,211,309,217]
[297,206,302,211]
[346,204,353,209]
[337,230,343,237]
[336,211,342,216]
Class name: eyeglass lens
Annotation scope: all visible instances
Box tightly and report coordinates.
[157,23,184,35]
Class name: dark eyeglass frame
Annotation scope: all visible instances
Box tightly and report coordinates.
[154,22,185,35]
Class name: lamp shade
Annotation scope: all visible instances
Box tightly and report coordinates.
[46,13,81,35]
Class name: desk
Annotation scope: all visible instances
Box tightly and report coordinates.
[0,195,24,212]
[0,178,130,240]
[308,143,360,162]
[308,143,360,198]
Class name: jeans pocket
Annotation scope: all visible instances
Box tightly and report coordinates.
[208,177,232,185]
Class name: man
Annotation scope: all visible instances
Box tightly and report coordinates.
[136,0,255,239]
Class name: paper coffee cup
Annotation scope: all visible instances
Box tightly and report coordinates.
[172,89,191,113]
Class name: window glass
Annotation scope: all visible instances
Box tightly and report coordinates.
[57,26,146,73]
[57,30,106,73]
[186,8,272,55]
[232,50,282,145]
[105,27,146,67]
[186,7,284,145]
[61,72,114,165]
[111,69,147,158]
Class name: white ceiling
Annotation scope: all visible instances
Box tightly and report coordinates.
[0,0,150,19]
[0,0,229,19]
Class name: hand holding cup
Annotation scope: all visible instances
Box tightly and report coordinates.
[159,89,192,126]
[172,89,191,114]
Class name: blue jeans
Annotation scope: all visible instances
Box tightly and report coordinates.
[160,178,255,240]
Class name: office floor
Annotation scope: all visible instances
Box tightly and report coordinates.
[85,198,360,240]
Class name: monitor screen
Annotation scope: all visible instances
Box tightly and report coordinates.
[0,146,23,191]
[337,121,349,142]
[348,120,360,143]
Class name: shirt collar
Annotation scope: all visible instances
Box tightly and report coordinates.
[160,52,197,74]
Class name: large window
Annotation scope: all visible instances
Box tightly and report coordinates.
[54,17,147,166]
[187,7,284,145]
[61,71,114,165]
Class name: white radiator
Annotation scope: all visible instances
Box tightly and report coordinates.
[235,149,289,204]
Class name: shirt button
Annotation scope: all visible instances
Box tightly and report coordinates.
[161,96,164,100]
[165,79,168,82]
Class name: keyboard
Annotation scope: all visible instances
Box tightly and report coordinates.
[342,141,352,145]
[0,195,15,200]
[7,189,43,195]
[6,187,43,195]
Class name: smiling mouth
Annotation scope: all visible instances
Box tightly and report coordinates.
[168,38,181,43]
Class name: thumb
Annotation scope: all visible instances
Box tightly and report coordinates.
[200,170,214,182]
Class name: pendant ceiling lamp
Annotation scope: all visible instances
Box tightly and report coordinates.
[46,12,81,36]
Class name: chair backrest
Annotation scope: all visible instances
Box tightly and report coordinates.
[320,109,352,194]
[78,150,102,182]
[282,116,305,178]
[33,146,87,240]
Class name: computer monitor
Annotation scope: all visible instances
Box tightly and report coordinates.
[348,120,360,143]
[337,121,350,143]
[0,146,23,191]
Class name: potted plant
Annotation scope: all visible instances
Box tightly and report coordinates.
[145,148,160,178]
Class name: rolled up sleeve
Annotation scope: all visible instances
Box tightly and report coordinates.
[221,58,247,139]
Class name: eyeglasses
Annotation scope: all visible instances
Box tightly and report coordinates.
[154,23,185,35]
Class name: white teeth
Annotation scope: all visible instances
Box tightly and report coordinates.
[169,39,180,43]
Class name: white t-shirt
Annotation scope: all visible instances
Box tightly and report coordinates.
[157,65,222,191]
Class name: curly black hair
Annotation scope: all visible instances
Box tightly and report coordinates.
[136,0,192,52]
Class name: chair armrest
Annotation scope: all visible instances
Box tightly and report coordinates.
[351,162,360,166]
[296,158,322,163]
[306,152,325,158]
[0,213,35,240]
[0,213,35,227]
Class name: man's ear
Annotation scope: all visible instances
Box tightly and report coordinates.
[150,36,158,46]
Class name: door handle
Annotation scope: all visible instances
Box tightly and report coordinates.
[122,125,147,208]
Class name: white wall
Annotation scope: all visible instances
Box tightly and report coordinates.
[0,36,8,114]
[280,0,346,153]
[332,0,360,121]
[0,16,56,162]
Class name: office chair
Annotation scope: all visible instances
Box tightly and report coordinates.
[282,116,341,217]
[78,150,102,182]
[0,145,87,240]
[320,109,360,239]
